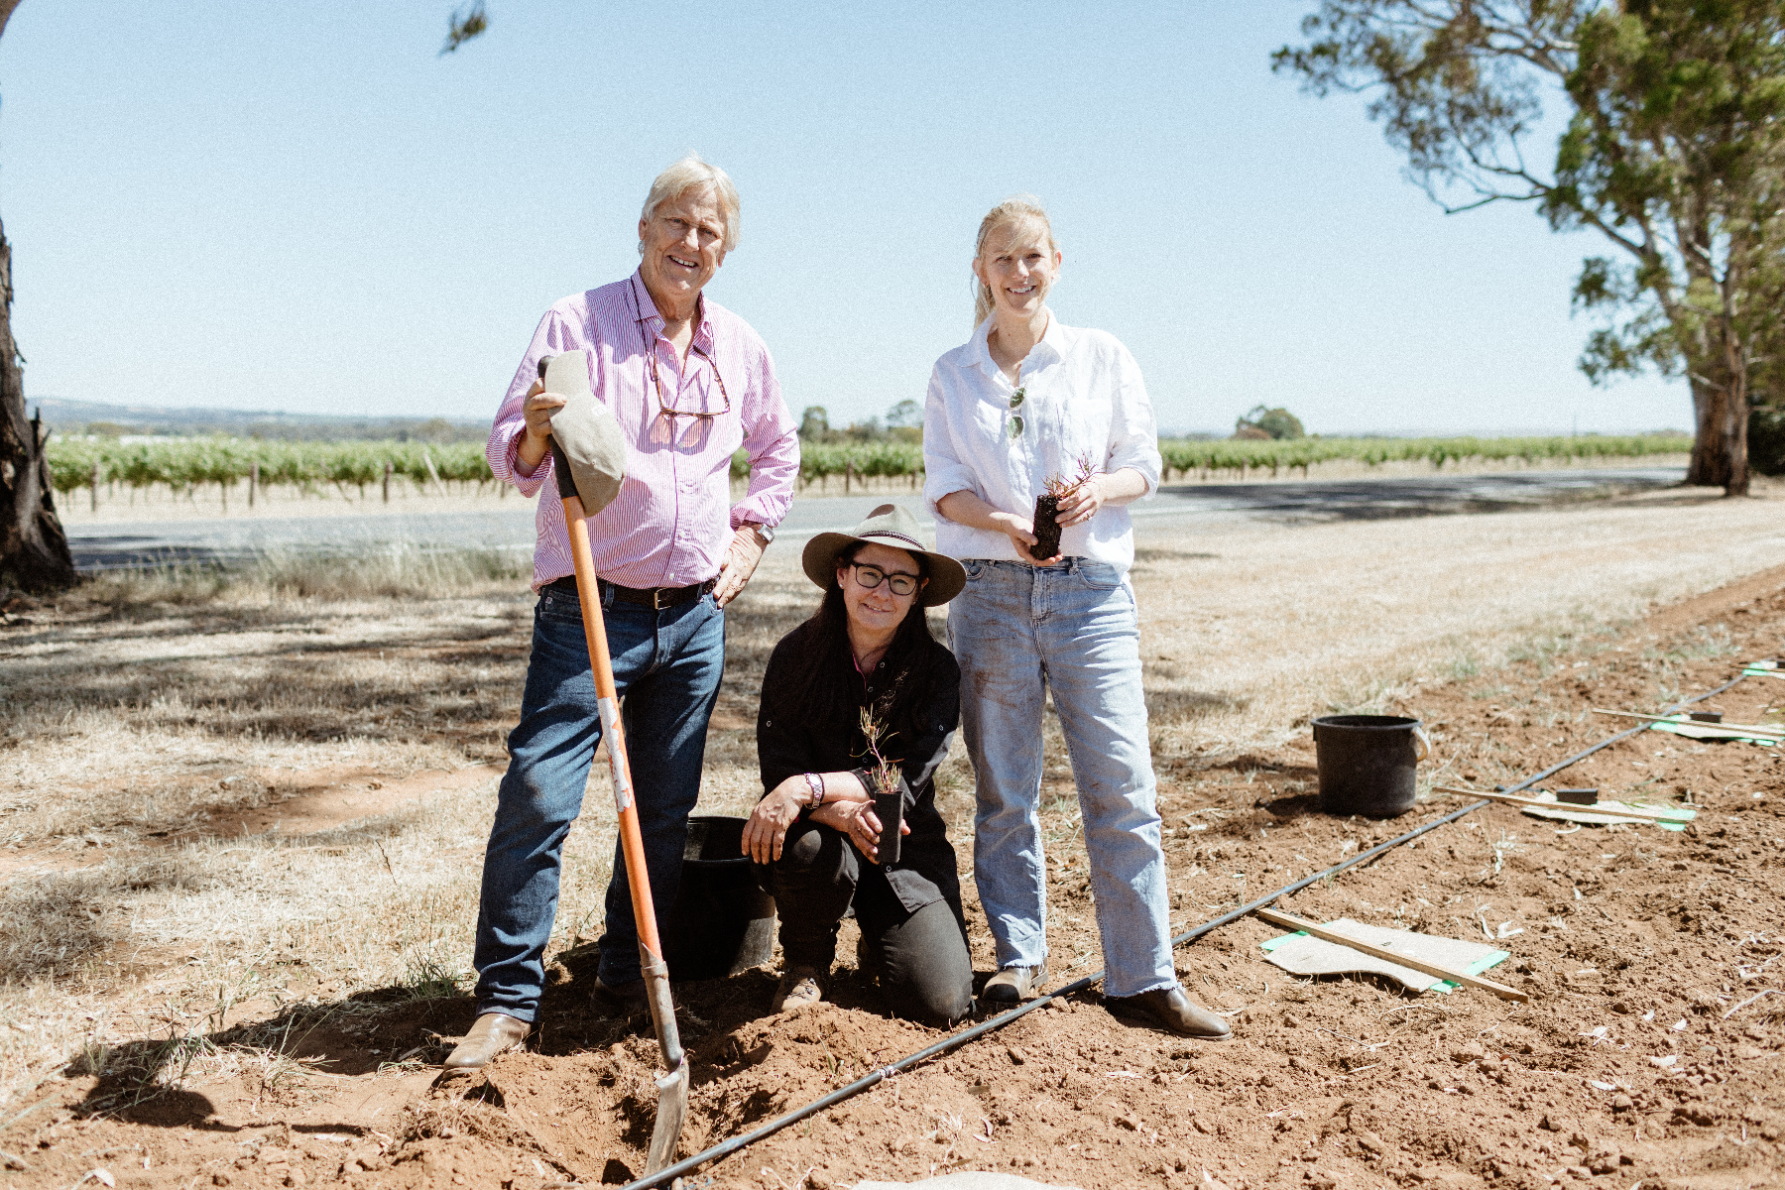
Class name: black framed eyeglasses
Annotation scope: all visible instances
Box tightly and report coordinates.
[847,562,921,597]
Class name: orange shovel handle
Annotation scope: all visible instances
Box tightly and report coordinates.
[555,487,663,960]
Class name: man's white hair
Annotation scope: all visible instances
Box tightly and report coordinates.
[640,153,741,252]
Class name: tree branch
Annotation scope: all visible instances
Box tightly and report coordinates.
[441,0,487,55]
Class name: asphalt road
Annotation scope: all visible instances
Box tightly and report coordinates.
[65,466,1687,572]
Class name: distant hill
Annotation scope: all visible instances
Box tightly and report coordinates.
[25,397,489,444]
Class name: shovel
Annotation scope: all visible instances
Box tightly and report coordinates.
[538,356,688,1174]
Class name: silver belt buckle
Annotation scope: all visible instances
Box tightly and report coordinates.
[652,586,674,610]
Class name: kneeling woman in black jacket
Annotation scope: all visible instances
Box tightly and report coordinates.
[742,504,972,1022]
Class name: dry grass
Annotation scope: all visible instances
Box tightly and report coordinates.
[0,547,532,848]
[1127,485,1785,759]
[3,484,1785,1113]
[79,541,531,602]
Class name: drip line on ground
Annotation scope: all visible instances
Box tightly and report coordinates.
[618,672,1745,1190]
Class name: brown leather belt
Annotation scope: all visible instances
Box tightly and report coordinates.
[545,575,717,610]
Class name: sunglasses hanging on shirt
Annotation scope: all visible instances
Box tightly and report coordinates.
[1005,386,1026,441]
[632,285,733,450]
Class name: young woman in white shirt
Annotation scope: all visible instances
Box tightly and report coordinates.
[922,196,1229,1039]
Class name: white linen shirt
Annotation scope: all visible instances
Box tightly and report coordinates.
[922,312,1163,573]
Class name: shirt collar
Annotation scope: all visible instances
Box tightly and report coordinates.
[969,308,1061,381]
[629,270,716,354]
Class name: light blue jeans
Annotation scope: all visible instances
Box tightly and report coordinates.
[949,557,1175,999]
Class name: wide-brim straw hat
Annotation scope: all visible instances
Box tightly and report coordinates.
[801,503,967,607]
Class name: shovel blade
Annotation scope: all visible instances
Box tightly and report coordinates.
[644,1063,688,1175]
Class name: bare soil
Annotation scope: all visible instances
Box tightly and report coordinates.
[3,507,1784,1190]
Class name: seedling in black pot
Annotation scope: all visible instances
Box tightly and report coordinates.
[1030,454,1101,561]
[859,709,904,865]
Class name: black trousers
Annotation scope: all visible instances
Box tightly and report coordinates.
[761,819,974,1024]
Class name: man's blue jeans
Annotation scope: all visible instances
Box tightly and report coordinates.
[472,582,724,1021]
[948,558,1176,1000]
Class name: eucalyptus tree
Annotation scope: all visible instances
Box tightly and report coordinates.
[1276,0,1785,495]
[0,0,75,591]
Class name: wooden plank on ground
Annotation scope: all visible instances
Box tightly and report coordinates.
[1255,907,1530,1003]
[1433,786,1695,824]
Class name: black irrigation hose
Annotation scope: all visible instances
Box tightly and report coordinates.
[1507,672,1744,793]
[620,673,1747,1190]
[1170,672,1742,952]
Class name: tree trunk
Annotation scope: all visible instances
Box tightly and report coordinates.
[0,0,71,590]
[1682,341,1752,496]
[0,217,76,591]
[1723,388,1752,496]
[1686,379,1726,486]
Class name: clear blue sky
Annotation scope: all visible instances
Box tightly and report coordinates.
[4,1,1684,436]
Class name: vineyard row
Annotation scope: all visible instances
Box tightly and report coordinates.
[45,433,1695,499]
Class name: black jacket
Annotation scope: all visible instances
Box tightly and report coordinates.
[756,619,962,914]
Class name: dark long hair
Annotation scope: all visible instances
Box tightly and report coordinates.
[793,542,942,722]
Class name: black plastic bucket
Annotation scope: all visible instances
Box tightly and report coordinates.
[1312,715,1431,819]
[664,816,777,981]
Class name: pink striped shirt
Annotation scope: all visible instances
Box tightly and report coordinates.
[487,272,800,591]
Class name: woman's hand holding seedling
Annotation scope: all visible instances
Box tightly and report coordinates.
[1052,471,1106,527]
[812,798,909,864]
[1054,466,1147,527]
[989,509,1053,562]
[935,491,1059,563]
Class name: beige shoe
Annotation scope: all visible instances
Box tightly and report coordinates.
[982,964,1048,1004]
[442,1012,530,1070]
[771,965,824,1013]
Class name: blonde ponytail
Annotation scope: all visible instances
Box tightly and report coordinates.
[971,195,1059,331]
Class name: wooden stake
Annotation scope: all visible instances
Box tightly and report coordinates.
[1255,907,1528,1002]
[1590,708,1783,736]
[1433,785,1694,823]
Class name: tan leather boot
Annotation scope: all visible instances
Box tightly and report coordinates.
[443,1013,530,1069]
[1107,986,1231,1040]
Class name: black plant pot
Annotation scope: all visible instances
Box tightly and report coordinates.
[872,790,903,865]
[1030,494,1062,560]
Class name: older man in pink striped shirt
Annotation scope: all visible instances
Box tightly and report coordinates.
[448,154,799,1070]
